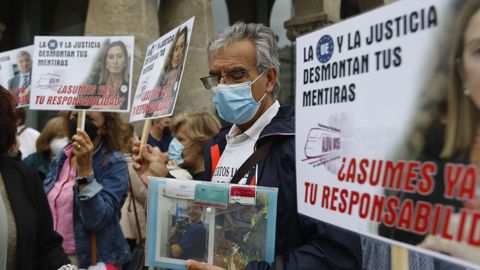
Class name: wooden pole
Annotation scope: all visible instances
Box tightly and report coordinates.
[137,119,152,159]
[391,245,409,270]
[77,110,86,130]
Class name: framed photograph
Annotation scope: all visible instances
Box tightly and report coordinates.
[146,178,278,270]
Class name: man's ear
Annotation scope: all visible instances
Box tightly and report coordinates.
[265,67,277,94]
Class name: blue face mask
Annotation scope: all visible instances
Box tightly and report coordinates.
[212,72,266,125]
[168,137,184,165]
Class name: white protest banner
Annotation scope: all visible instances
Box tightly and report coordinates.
[0,45,34,108]
[29,36,134,112]
[296,0,480,268]
[129,17,194,122]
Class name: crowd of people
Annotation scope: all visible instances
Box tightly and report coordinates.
[3,2,480,267]
[0,20,363,270]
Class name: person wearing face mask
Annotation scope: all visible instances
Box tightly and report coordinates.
[187,22,362,270]
[43,111,130,269]
[23,116,68,182]
[167,111,221,180]
[130,111,221,187]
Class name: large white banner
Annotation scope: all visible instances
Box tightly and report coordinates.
[0,45,34,108]
[296,0,480,268]
[30,36,134,112]
[129,17,194,122]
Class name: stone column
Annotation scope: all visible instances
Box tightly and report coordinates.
[284,0,337,41]
[158,0,215,115]
[358,0,388,12]
[84,0,160,126]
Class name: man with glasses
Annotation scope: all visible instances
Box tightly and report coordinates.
[189,22,362,270]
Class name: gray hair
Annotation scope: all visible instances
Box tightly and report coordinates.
[17,50,31,60]
[208,22,281,97]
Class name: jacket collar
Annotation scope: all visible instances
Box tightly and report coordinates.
[213,104,295,140]
[258,104,295,139]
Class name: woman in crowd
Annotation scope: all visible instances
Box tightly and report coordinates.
[0,86,75,270]
[23,116,68,182]
[167,111,221,180]
[418,0,480,263]
[44,111,130,268]
[132,111,220,184]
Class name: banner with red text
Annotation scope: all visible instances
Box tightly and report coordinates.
[0,45,34,108]
[29,36,134,112]
[295,0,480,268]
[129,17,194,122]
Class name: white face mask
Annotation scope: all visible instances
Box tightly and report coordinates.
[50,137,69,156]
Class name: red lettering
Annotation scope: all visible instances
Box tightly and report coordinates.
[403,161,419,192]
[338,189,348,213]
[369,159,383,186]
[348,191,360,215]
[357,159,369,184]
[444,163,463,198]
[413,201,432,234]
[370,195,384,222]
[346,158,357,182]
[359,193,371,219]
[309,183,318,205]
[468,212,480,247]
[418,162,436,195]
[440,206,454,240]
[430,204,443,235]
[397,199,414,231]
[331,187,338,211]
[321,185,330,208]
[457,166,477,200]
[456,209,468,242]
[98,85,107,95]
[383,160,405,190]
[304,182,310,203]
[383,196,399,226]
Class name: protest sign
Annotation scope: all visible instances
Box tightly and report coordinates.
[30,36,134,112]
[295,0,480,267]
[130,17,194,122]
[146,178,278,270]
[0,45,34,108]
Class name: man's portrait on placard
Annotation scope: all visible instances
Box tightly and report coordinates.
[8,50,32,107]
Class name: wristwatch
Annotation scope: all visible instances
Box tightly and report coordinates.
[75,174,94,186]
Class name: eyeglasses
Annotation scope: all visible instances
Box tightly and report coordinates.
[200,67,258,90]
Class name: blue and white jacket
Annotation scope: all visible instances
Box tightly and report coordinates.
[44,140,130,268]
